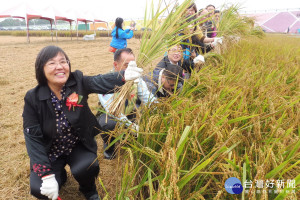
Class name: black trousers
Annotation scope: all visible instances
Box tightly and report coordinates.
[98,114,118,155]
[30,142,99,199]
[98,114,118,143]
[98,113,136,141]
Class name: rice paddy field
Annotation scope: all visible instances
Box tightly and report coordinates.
[0,33,299,200]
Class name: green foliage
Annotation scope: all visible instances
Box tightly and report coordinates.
[0,18,26,26]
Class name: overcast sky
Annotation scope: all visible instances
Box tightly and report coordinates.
[0,0,299,22]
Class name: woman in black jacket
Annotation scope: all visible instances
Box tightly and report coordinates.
[22,45,142,200]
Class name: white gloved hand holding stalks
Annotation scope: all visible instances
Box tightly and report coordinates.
[193,55,205,64]
[124,61,143,81]
[211,37,223,47]
[130,123,139,137]
[40,174,59,200]
[132,123,139,132]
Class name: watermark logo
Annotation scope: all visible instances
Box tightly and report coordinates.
[225,177,243,194]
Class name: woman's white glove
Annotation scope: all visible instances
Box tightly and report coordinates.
[40,174,59,200]
[193,55,205,64]
[124,61,143,81]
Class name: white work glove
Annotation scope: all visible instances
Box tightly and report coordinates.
[129,123,139,137]
[40,174,59,200]
[211,37,223,47]
[193,55,205,64]
[132,123,139,132]
[124,61,143,81]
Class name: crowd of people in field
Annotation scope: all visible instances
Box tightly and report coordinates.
[22,3,222,200]
[102,3,223,159]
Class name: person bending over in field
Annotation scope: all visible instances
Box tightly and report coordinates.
[144,63,184,98]
[200,5,217,38]
[22,45,143,200]
[183,4,222,55]
[97,48,156,159]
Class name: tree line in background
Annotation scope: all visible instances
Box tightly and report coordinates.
[0,18,68,27]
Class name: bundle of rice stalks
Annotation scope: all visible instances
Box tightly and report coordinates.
[218,4,252,37]
[203,52,224,66]
[213,4,265,54]
[108,82,136,118]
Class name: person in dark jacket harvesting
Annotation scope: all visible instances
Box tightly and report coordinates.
[22,46,143,200]
[144,63,183,98]
[109,17,134,53]
[154,44,205,79]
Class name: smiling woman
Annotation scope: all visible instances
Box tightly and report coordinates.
[35,48,71,99]
[22,45,143,200]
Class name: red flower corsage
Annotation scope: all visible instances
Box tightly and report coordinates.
[66,92,83,111]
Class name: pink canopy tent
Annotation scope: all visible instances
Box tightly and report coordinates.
[247,10,300,33]
[75,10,94,40]
[0,2,54,43]
[0,2,108,42]
[51,8,76,41]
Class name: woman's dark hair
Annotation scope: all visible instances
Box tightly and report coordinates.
[115,17,124,39]
[35,45,71,85]
[188,3,197,14]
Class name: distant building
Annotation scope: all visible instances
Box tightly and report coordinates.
[245,10,300,33]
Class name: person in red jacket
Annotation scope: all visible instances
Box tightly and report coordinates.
[22,45,143,200]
